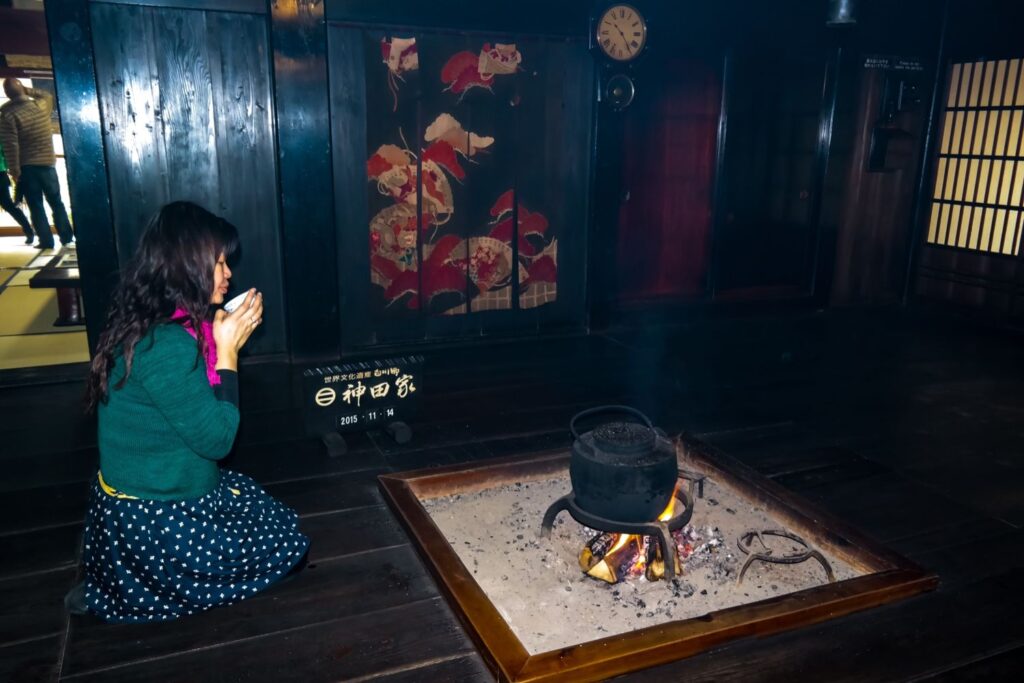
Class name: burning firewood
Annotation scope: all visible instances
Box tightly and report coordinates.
[580,533,645,584]
[579,526,708,584]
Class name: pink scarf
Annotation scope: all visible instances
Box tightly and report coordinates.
[170,308,220,386]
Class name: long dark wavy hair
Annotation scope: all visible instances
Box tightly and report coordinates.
[86,201,239,411]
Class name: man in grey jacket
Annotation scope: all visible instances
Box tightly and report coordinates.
[0,79,74,249]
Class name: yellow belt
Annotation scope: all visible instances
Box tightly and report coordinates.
[97,471,241,499]
[97,471,139,500]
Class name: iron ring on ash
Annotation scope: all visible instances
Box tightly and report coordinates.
[735,529,836,585]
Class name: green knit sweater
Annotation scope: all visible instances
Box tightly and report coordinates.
[98,324,240,500]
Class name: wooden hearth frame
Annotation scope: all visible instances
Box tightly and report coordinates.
[378,434,938,682]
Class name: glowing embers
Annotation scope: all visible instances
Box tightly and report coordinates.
[579,522,729,585]
[542,472,707,584]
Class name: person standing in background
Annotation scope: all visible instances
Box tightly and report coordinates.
[0,137,34,244]
[0,78,75,250]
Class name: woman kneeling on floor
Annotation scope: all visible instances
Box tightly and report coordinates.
[71,201,309,621]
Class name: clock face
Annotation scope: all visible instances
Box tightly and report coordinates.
[596,4,647,62]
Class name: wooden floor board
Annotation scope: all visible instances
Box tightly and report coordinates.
[264,468,388,517]
[0,634,62,683]
[299,504,408,561]
[611,570,1024,683]
[785,471,985,543]
[0,524,81,580]
[62,597,474,683]
[227,433,384,485]
[61,545,440,678]
[0,308,1017,682]
[920,643,1024,681]
[359,653,494,682]
[0,567,76,646]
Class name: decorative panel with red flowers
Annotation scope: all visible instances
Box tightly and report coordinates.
[331,26,592,347]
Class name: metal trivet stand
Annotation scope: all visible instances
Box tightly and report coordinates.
[736,529,836,585]
[539,470,706,581]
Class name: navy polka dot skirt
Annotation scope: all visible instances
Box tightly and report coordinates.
[83,470,310,622]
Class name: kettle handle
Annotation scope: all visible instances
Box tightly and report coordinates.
[570,405,655,441]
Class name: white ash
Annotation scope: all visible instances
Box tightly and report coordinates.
[422,475,863,654]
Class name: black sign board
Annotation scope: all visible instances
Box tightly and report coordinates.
[302,355,424,437]
[864,55,925,72]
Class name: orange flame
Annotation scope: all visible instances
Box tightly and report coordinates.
[589,485,680,581]
[657,482,680,522]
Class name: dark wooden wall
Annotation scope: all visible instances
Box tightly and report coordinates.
[819,0,944,307]
[89,2,286,356]
[47,0,996,364]
[831,67,929,305]
[49,0,597,362]
[600,1,842,312]
[713,41,833,299]
[271,0,338,361]
[604,0,974,314]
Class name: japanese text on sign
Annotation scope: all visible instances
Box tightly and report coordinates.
[315,369,417,408]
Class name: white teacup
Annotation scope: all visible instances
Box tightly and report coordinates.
[223,291,251,313]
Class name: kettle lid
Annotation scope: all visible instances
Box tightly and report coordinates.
[592,420,656,455]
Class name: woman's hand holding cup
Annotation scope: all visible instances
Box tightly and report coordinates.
[213,289,263,371]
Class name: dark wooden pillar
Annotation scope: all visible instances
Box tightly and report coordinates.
[270,0,339,361]
[43,0,118,353]
[588,83,626,329]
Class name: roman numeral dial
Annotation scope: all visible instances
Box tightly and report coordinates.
[596,4,647,62]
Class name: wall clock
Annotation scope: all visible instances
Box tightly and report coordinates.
[595,4,648,63]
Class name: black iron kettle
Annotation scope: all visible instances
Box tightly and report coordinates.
[569,405,677,523]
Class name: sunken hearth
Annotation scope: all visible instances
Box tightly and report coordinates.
[379,435,937,683]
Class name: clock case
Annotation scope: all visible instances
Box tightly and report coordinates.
[589,2,650,111]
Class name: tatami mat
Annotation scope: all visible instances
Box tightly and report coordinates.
[0,331,89,370]
[28,252,57,268]
[0,286,80,336]
[4,269,36,287]
[0,250,36,269]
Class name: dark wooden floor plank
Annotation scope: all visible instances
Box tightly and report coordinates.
[0,567,76,646]
[63,596,473,683]
[358,652,494,682]
[265,468,388,517]
[0,634,62,683]
[770,453,892,492]
[911,528,1024,589]
[381,440,494,473]
[61,545,440,678]
[787,471,985,544]
[300,504,408,562]
[612,570,1024,683]
[0,524,80,580]
[226,432,386,485]
[923,643,1024,681]
[886,514,1015,562]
